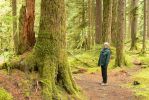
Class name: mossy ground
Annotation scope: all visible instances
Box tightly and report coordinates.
[125,54,149,99]
[0,88,13,100]
[68,42,149,99]
[68,45,134,73]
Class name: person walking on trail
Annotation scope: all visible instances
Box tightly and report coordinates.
[98,42,111,86]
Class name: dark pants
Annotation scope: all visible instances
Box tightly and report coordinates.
[101,65,107,83]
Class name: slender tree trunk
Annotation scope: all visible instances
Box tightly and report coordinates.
[91,0,95,46]
[127,0,132,39]
[111,0,118,46]
[115,0,125,67]
[102,0,113,43]
[95,0,102,44]
[147,0,149,38]
[12,0,18,54]
[82,0,87,50]
[18,0,35,54]
[130,0,138,50]
[142,0,147,53]
[87,0,93,49]
[28,0,78,99]
[87,0,95,49]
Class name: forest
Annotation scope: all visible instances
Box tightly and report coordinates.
[0,0,149,100]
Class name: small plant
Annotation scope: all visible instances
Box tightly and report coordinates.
[0,88,13,100]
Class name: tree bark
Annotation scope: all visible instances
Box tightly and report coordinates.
[12,0,18,54]
[87,0,92,49]
[102,0,113,43]
[87,0,94,49]
[127,0,132,39]
[142,0,147,53]
[18,0,35,54]
[26,0,78,99]
[115,0,125,67]
[147,0,149,38]
[130,0,138,50]
[111,0,118,46]
[95,0,102,44]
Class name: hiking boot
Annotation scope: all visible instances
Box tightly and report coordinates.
[101,83,108,86]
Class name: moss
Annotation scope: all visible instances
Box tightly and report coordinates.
[0,88,13,100]
[125,68,149,99]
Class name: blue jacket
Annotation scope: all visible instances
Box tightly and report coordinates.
[98,48,111,67]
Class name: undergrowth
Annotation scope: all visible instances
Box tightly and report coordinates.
[0,88,13,100]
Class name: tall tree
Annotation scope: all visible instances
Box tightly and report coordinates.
[87,0,95,49]
[127,0,132,39]
[95,0,102,44]
[111,0,118,46]
[147,0,149,38]
[12,0,18,54]
[25,0,78,99]
[130,0,138,50]
[115,0,125,67]
[87,0,92,49]
[102,0,113,42]
[18,0,35,54]
[142,0,147,53]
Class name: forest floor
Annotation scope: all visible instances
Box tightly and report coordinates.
[0,57,144,100]
[74,65,142,100]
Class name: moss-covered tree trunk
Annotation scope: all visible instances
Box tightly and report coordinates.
[102,0,113,43]
[111,0,118,46]
[12,0,18,54]
[115,0,125,67]
[127,0,132,39]
[18,0,35,54]
[95,0,102,44]
[87,0,91,49]
[32,0,78,99]
[142,0,147,53]
[147,0,149,38]
[87,0,94,49]
[130,0,138,50]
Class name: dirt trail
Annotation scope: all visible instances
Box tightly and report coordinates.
[75,66,141,100]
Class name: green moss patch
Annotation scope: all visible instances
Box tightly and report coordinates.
[126,68,149,99]
[0,88,13,100]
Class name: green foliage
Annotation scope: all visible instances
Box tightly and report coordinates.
[139,54,149,67]
[68,45,118,72]
[0,0,13,52]
[0,88,13,100]
[66,0,88,49]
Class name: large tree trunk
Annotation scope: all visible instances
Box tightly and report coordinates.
[111,0,118,46]
[102,0,113,43]
[18,0,35,54]
[95,0,102,44]
[12,0,18,54]
[130,0,138,50]
[142,0,147,53]
[115,0,125,67]
[28,0,78,99]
